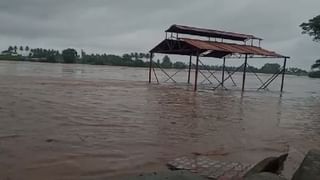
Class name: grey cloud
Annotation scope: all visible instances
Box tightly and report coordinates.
[0,0,319,69]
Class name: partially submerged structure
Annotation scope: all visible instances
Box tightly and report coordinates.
[148,25,290,92]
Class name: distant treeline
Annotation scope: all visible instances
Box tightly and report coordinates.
[0,46,308,76]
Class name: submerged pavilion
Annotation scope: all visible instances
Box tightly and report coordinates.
[148,25,289,92]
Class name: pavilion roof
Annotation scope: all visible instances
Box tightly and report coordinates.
[150,38,286,59]
[166,24,262,41]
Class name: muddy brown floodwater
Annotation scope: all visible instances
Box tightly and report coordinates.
[0,61,319,180]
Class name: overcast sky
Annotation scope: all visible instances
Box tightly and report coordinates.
[0,0,319,69]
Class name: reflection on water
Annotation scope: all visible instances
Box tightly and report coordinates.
[0,61,319,180]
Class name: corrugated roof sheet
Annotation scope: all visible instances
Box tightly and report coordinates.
[150,38,286,58]
[182,38,284,58]
[166,25,262,41]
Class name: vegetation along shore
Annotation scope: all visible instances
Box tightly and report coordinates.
[0,46,308,76]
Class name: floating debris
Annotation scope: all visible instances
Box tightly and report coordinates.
[45,139,57,143]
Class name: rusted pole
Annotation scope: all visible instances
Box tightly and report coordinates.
[194,54,199,91]
[280,57,287,92]
[148,53,153,83]
[187,55,192,84]
[222,57,226,86]
[242,54,248,91]
[261,70,282,90]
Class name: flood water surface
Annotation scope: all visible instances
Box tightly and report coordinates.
[0,61,319,179]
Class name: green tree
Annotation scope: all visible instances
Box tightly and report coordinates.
[259,63,281,74]
[287,67,308,75]
[309,60,320,78]
[161,55,172,68]
[130,53,135,59]
[247,65,259,73]
[19,46,24,51]
[300,15,320,42]
[122,54,132,61]
[8,46,13,52]
[173,61,186,69]
[47,54,57,63]
[133,59,146,67]
[301,15,320,77]
[81,49,86,59]
[25,46,30,51]
[13,46,17,53]
[311,59,320,70]
[134,52,138,60]
[62,48,78,63]
[139,53,144,59]
[145,53,150,59]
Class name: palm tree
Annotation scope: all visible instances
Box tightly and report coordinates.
[145,53,150,59]
[134,52,138,60]
[19,46,24,51]
[139,53,144,59]
[13,46,17,53]
[25,46,30,51]
[130,52,135,58]
[8,46,14,52]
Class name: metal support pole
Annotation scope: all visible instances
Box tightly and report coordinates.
[242,54,248,91]
[222,57,226,86]
[187,55,192,84]
[263,70,283,90]
[280,57,287,92]
[258,70,283,90]
[148,53,153,83]
[194,54,199,91]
